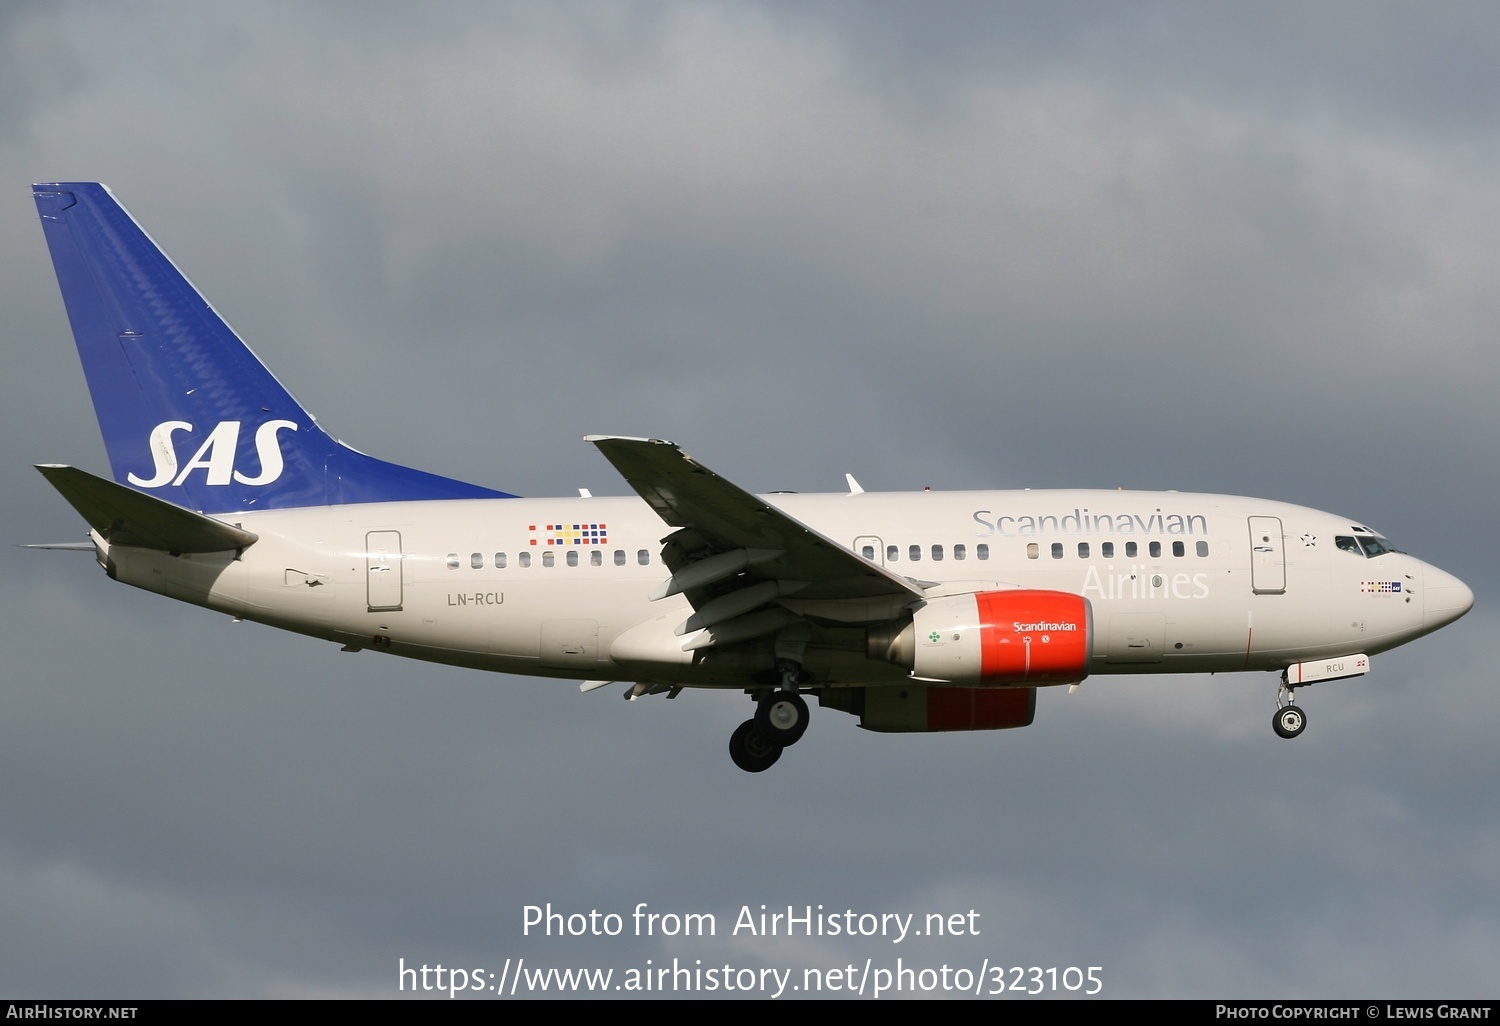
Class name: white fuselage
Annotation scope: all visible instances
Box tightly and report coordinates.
[96,488,1469,689]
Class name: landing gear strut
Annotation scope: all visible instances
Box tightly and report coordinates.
[1273,685,1307,739]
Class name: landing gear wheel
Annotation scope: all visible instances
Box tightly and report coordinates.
[755,690,810,746]
[729,719,783,773]
[1273,704,1307,739]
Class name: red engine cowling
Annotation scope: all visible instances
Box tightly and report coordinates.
[873,590,1093,686]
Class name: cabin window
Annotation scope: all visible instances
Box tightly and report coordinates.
[1125,541,1137,558]
[1102,542,1114,559]
[591,551,602,567]
[566,551,578,567]
[615,550,626,566]
[1172,541,1185,557]
[1197,541,1209,557]
[861,544,875,560]
[446,553,460,569]
[909,545,922,561]
[637,549,650,565]
[1051,542,1064,559]
[1078,542,1089,559]
[931,545,944,561]
[887,544,899,562]
[954,544,967,560]
[470,552,484,569]
[977,544,989,560]
[1149,541,1162,558]
[542,551,555,567]
[494,552,507,569]
[1027,543,1039,559]
[519,552,531,568]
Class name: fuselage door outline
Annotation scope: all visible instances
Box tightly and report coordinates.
[366,530,404,612]
[1249,516,1286,595]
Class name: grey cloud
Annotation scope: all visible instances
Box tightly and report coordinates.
[0,0,1493,997]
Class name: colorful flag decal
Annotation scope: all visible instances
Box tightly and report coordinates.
[528,523,608,546]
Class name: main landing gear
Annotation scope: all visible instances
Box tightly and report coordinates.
[1273,684,1307,739]
[729,718,783,773]
[728,666,811,773]
[755,689,810,746]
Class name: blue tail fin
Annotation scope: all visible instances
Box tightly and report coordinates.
[33,183,515,513]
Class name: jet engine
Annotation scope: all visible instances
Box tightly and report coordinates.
[869,590,1093,686]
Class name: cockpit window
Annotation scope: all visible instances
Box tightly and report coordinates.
[1337,534,1399,558]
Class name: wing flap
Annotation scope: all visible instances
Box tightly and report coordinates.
[36,465,258,553]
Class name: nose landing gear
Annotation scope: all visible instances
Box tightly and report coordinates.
[1273,684,1307,739]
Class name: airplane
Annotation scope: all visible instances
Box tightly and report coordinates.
[28,182,1475,772]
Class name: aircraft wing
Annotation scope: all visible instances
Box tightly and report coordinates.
[587,436,922,648]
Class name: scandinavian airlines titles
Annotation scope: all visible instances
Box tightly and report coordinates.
[973,507,1209,537]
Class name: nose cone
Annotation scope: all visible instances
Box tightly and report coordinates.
[1424,564,1475,630]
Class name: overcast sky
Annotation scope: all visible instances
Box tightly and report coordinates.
[2,0,1497,999]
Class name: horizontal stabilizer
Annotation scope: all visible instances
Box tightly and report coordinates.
[35,465,258,553]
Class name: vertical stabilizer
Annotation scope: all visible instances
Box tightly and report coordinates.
[33,183,513,512]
